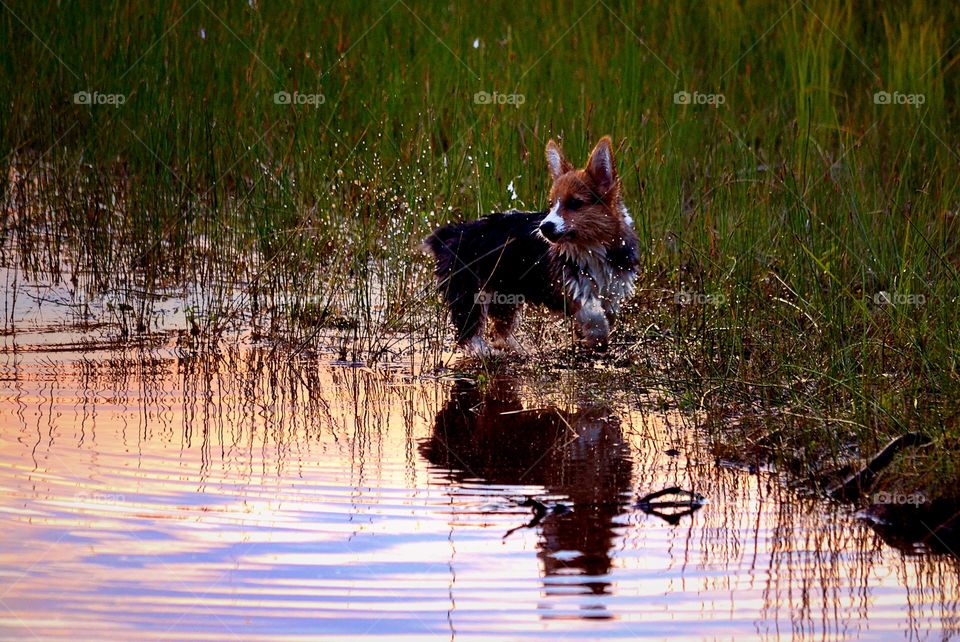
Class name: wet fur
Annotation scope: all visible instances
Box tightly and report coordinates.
[424,136,639,354]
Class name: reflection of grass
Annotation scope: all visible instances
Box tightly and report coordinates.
[2,2,960,503]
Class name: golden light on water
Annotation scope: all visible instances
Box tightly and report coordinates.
[0,347,958,640]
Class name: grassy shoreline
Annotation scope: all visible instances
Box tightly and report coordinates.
[2,1,959,516]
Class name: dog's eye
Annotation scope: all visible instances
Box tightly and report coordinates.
[565,198,584,211]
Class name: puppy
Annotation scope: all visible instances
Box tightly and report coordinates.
[424,136,638,355]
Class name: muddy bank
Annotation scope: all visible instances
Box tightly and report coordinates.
[701,402,958,554]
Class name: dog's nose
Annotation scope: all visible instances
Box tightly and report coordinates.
[539,221,560,241]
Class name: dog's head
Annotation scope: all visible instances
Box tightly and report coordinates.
[539,136,631,249]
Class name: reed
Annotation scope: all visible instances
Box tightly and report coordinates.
[1,0,958,496]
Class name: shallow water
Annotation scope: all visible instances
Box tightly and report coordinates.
[1,335,959,641]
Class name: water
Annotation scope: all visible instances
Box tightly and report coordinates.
[1,332,959,641]
[1,266,958,640]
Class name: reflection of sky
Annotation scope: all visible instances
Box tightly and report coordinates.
[0,349,957,640]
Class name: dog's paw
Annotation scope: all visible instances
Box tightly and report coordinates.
[462,336,502,359]
[578,318,610,352]
[489,334,526,355]
[581,331,610,352]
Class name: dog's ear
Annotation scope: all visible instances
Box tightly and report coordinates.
[586,136,617,194]
[545,139,573,181]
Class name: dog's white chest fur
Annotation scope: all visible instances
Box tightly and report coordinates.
[561,247,636,315]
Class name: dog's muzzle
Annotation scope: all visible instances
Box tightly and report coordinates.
[539,220,563,241]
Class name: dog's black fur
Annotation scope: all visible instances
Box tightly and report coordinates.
[425,211,558,344]
[424,210,639,347]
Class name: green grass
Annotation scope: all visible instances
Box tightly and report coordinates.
[2,1,960,501]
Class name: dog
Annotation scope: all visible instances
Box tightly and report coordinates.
[423,136,639,355]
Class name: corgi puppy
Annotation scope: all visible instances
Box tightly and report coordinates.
[424,136,639,355]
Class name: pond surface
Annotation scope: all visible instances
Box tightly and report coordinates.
[1,332,959,642]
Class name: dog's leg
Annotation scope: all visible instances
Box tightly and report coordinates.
[451,294,491,353]
[601,271,636,327]
[488,302,523,353]
[600,295,616,326]
[602,298,619,327]
[441,273,490,351]
[574,297,610,350]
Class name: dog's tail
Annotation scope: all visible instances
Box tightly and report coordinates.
[421,226,460,282]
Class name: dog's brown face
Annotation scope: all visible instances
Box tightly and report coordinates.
[539,136,627,249]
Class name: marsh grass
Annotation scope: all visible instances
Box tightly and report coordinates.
[2,1,960,498]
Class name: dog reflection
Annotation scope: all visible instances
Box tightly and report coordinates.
[420,378,633,616]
